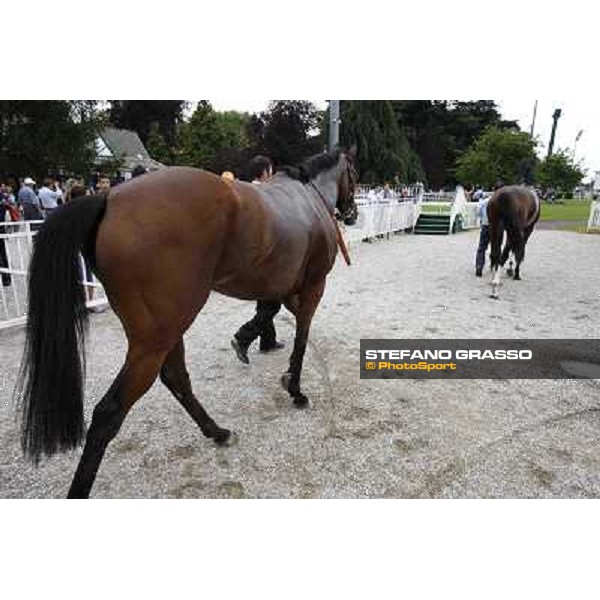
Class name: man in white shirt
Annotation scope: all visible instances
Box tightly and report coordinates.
[38,178,62,214]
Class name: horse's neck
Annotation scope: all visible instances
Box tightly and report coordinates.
[311,170,337,214]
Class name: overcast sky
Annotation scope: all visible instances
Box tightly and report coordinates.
[210,100,599,182]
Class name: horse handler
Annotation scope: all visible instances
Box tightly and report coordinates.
[475,194,491,277]
[231,155,285,364]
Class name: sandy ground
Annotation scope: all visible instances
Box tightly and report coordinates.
[1,229,599,498]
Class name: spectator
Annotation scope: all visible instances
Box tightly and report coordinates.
[96,175,111,193]
[0,189,13,286]
[131,165,148,178]
[17,177,44,226]
[64,178,87,204]
[38,177,62,215]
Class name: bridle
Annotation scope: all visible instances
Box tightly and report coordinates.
[307,157,355,266]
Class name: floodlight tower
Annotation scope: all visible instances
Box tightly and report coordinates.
[547,108,562,158]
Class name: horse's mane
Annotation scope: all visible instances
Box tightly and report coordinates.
[278,150,341,184]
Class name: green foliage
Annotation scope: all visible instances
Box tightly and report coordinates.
[0,100,103,178]
[455,126,538,188]
[535,149,585,197]
[257,101,324,166]
[392,100,518,188]
[108,100,186,163]
[215,111,250,149]
[340,100,423,184]
[146,122,174,165]
[178,101,251,172]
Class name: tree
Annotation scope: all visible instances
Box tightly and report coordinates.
[178,101,223,169]
[535,149,585,197]
[108,100,186,162]
[146,122,173,165]
[0,100,102,179]
[340,100,423,184]
[455,126,538,189]
[178,103,254,175]
[258,101,323,165]
[392,100,518,188]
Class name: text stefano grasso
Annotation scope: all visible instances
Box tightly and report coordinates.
[364,349,533,361]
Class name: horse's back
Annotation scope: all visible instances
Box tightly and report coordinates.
[213,174,337,299]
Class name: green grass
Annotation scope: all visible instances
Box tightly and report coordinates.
[540,199,591,222]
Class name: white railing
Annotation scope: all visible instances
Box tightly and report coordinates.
[344,185,482,242]
[0,220,108,330]
[588,201,600,232]
[343,200,419,245]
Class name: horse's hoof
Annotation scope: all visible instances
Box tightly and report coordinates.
[490,294,499,300]
[293,394,309,409]
[281,372,291,391]
[214,429,238,447]
[506,268,514,277]
[513,275,521,281]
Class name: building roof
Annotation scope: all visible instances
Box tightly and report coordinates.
[96,127,164,172]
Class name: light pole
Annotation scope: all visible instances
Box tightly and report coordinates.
[530,100,538,137]
[573,129,583,161]
[328,100,340,152]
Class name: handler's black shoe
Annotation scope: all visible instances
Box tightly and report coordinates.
[475,269,483,277]
[259,341,285,353]
[231,337,250,365]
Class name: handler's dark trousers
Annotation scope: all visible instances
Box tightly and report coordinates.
[235,300,282,350]
[475,224,490,272]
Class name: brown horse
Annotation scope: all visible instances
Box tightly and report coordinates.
[487,185,540,299]
[15,149,357,498]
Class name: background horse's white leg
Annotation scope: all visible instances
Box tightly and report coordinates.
[490,266,501,299]
[507,253,515,277]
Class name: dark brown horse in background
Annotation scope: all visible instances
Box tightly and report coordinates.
[15,149,357,498]
[488,185,540,299]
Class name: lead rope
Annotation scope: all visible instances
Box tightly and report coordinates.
[309,182,352,266]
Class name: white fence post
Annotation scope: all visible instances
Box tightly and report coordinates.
[588,201,600,232]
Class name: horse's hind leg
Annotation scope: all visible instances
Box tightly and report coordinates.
[500,242,514,276]
[160,338,234,446]
[489,222,503,299]
[281,279,326,408]
[514,224,535,280]
[512,229,526,280]
[67,344,169,498]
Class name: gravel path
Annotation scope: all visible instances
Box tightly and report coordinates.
[1,229,599,498]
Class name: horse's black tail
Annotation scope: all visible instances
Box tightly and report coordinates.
[496,190,515,235]
[15,194,108,463]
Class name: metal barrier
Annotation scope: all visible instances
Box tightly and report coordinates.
[588,201,600,232]
[344,186,482,242]
[343,200,419,245]
[460,203,480,229]
[0,220,108,330]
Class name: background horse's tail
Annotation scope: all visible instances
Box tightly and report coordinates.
[15,194,108,463]
[496,189,516,236]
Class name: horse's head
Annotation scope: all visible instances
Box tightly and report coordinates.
[336,147,358,225]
